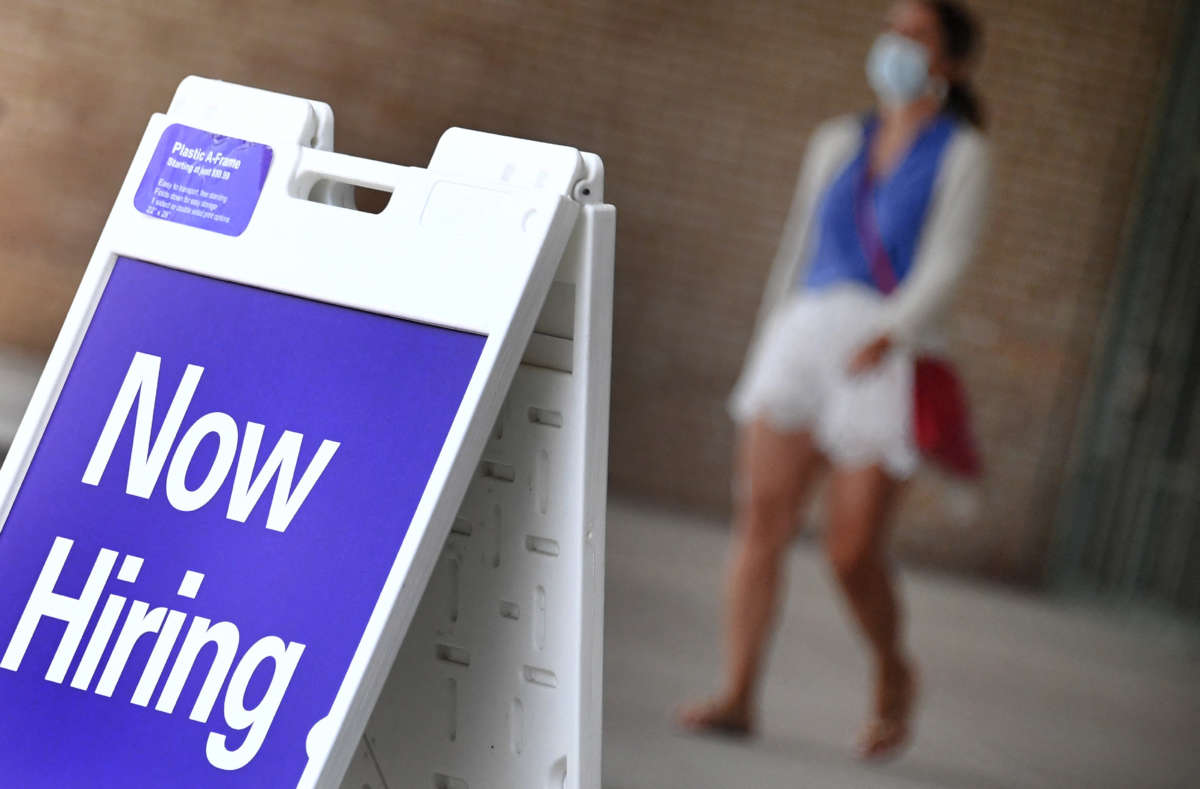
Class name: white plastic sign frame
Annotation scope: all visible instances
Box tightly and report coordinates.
[0,77,610,788]
[346,148,612,789]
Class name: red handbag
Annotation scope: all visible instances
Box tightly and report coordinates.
[854,170,982,478]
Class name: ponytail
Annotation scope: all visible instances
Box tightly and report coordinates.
[946,80,985,129]
[925,1,986,130]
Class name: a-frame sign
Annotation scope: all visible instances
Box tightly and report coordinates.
[0,77,611,789]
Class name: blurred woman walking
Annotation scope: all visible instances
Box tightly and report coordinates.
[679,0,991,760]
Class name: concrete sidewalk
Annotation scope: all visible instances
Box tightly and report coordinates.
[602,498,1200,789]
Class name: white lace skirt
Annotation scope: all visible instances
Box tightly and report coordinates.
[729,284,920,478]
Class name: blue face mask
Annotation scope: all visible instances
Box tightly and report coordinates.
[866,32,932,107]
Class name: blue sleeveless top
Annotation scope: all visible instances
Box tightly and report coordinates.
[802,113,958,292]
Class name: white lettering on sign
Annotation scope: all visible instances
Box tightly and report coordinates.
[1,536,305,770]
[82,352,340,532]
[169,140,242,170]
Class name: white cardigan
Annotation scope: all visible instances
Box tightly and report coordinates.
[753,114,991,350]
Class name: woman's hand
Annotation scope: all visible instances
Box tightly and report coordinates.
[848,334,894,375]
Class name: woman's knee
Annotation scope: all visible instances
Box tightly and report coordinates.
[733,422,820,550]
[824,466,898,586]
[738,485,797,550]
[825,532,877,587]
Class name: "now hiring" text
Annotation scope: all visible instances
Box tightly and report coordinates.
[1,351,340,770]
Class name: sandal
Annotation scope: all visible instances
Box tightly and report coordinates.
[857,662,917,761]
[677,698,755,739]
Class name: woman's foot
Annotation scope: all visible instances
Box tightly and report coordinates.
[856,659,917,761]
[677,696,755,738]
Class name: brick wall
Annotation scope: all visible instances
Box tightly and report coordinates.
[0,0,1183,581]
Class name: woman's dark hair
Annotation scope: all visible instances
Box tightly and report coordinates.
[924,0,986,129]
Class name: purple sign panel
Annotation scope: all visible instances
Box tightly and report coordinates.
[0,257,485,786]
[133,124,273,236]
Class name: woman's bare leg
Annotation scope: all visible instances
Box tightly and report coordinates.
[825,464,914,759]
[679,418,825,733]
